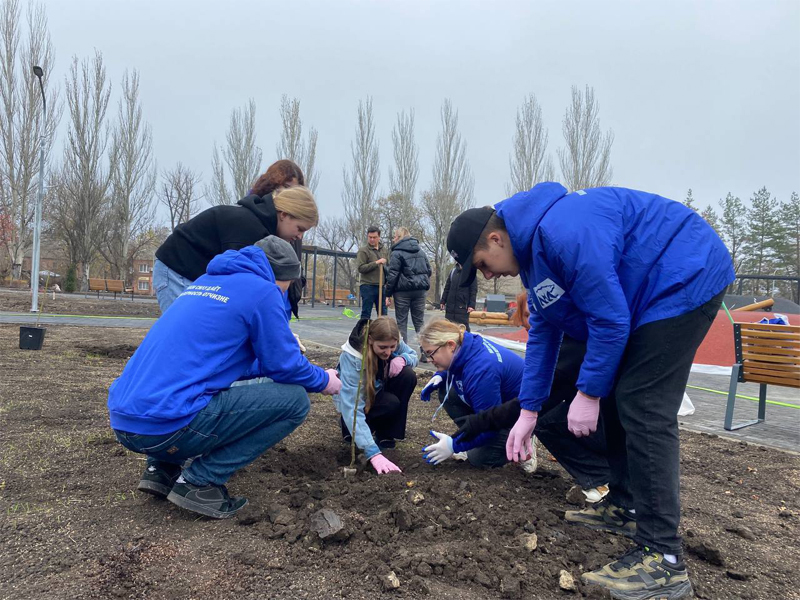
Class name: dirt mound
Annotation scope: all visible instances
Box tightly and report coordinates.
[78,342,139,359]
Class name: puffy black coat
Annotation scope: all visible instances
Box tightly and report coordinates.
[441,265,477,325]
[385,237,431,295]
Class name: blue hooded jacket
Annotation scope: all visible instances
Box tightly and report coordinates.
[496,183,735,411]
[444,332,524,453]
[108,245,330,435]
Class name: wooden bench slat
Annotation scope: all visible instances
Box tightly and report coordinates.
[741,344,800,357]
[740,330,800,341]
[743,360,800,373]
[738,322,800,332]
[744,366,800,379]
[106,280,125,292]
[741,337,800,349]
[741,351,800,365]
[741,372,800,388]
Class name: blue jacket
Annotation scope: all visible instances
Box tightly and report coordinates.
[444,332,524,453]
[108,246,330,435]
[335,338,418,459]
[496,183,735,411]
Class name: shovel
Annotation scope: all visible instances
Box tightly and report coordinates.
[344,321,370,478]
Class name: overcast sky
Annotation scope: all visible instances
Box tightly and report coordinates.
[40,0,799,221]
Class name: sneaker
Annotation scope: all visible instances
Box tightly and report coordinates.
[167,481,248,519]
[565,498,637,538]
[582,546,693,600]
[137,462,181,498]
[583,484,610,503]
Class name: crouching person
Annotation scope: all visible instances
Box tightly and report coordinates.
[107,236,341,519]
[336,317,418,474]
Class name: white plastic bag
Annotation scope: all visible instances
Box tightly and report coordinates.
[678,392,695,417]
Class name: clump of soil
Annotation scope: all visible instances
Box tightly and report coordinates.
[0,324,798,600]
[78,343,139,359]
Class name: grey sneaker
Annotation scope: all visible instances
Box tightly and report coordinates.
[138,462,181,498]
[167,481,248,519]
[565,498,637,538]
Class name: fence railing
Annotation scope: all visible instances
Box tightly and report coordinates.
[301,245,358,309]
[731,274,800,305]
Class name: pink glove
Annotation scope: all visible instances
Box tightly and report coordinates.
[370,453,402,474]
[322,369,341,395]
[567,391,600,437]
[505,409,538,462]
[388,357,406,378]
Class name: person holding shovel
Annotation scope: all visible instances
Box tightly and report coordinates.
[108,236,341,519]
[445,183,734,600]
[334,316,418,474]
[356,226,389,319]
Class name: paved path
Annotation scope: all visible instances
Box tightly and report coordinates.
[2,307,797,452]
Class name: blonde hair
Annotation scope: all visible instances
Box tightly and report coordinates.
[393,226,411,239]
[363,317,401,412]
[273,186,319,226]
[419,318,466,348]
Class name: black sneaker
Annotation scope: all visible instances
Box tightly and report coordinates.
[565,498,637,538]
[378,439,396,449]
[167,481,248,519]
[138,462,181,498]
[582,546,693,600]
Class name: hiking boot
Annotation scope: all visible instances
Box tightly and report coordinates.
[565,498,637,538]
[167,481,248,519]
[582,546,693,600]
[137,462,181,498]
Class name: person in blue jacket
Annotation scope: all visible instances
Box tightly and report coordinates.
[446,183,734,600]
[335,316,418,474]
[418,318,531,470]
[108,236,341,519]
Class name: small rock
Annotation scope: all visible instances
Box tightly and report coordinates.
[725,525,756,541]
[565,485,586,507]
[518,532,538,552]
[406,490,425,505]
[726,570,753,581]
[685,539,725,567]
[268,505,294,526]
[473,570,491,587]
[394,506,414,531]
[558,569,576,591]
[381,570,401,590]
[416,562,432,577]
[309,508,348,541]
[732,509,745,519]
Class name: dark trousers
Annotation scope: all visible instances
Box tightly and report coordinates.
[340,366,416,443]
[603,290,724,555]
[445,312,471,332]
[394,290,426,341]
[360,284,388,319]
[443,389,509,468]
[536,336,610,489]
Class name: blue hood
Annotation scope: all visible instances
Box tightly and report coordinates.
[207,245,275,281]
[496,182,568,286]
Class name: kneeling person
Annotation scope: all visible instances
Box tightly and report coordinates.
[107,236,341,519]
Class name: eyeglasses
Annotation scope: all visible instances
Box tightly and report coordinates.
[424,345,444,360]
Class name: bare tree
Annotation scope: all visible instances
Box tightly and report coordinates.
[380,109,420,245]
[315,215,358,292]
[507,94,554,195]
[342,97,380,249]
[160,163,200,231]
[421,99,474,301]
[206,99,261,205]
[0,0,59,280]
[276,94,319,192]
[99,69,156,285]
[557,85,614,191]
[51,51,111,291]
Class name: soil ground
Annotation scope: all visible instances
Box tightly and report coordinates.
[0,290,160,319]
[1,324,798,600]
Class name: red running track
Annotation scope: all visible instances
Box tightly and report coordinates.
[486,311,800,367]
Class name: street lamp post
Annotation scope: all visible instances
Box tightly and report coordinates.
[30,65,46,313]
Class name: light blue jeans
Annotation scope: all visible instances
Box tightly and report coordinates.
[152,259,193,313]
[114,380,311,486]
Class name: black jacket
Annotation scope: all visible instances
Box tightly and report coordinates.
[441,265,477,324]
[156,194,280,281]
[385,237,431,295]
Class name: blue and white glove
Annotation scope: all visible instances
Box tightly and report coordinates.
[420,372,445,402]
[422,431,454,465]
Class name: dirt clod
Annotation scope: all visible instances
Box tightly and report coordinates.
[309,508,347,541]
[381,570,401,590]
[565,485,586,506]
[518,532,538,552]
[686,538,725,566]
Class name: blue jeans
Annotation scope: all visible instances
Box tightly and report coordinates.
[114,381,310,486]
[360,284,388,319]
[152,259,193,313]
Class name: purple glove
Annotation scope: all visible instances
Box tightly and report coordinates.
[370,454,402,474]
[322,369,341,395]
[567,391,600,437]
[388,356,405,378]
[505,409,538,462]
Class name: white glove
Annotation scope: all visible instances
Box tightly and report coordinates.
[422,431,454,465]
[420,374,443,402]
[293,333,306,354]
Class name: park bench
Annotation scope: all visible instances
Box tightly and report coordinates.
[321,287,355,307]
[88,278,135,300]
[724,321,800,430]
[88,278,107,298]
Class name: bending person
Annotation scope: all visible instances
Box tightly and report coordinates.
[335,317,419,474]
[108,236,341,519]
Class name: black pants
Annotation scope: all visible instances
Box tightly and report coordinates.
[536,336,610,489]
[445,312,471,332]
[603,290,724,555]
[340,366,417,444]
[360,284,387,319]
[393,290,426,341]
[443,389,510,468]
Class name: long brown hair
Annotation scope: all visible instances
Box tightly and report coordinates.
[363,317,401,412]
[250,159,305,197]
[510,291,530,330]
